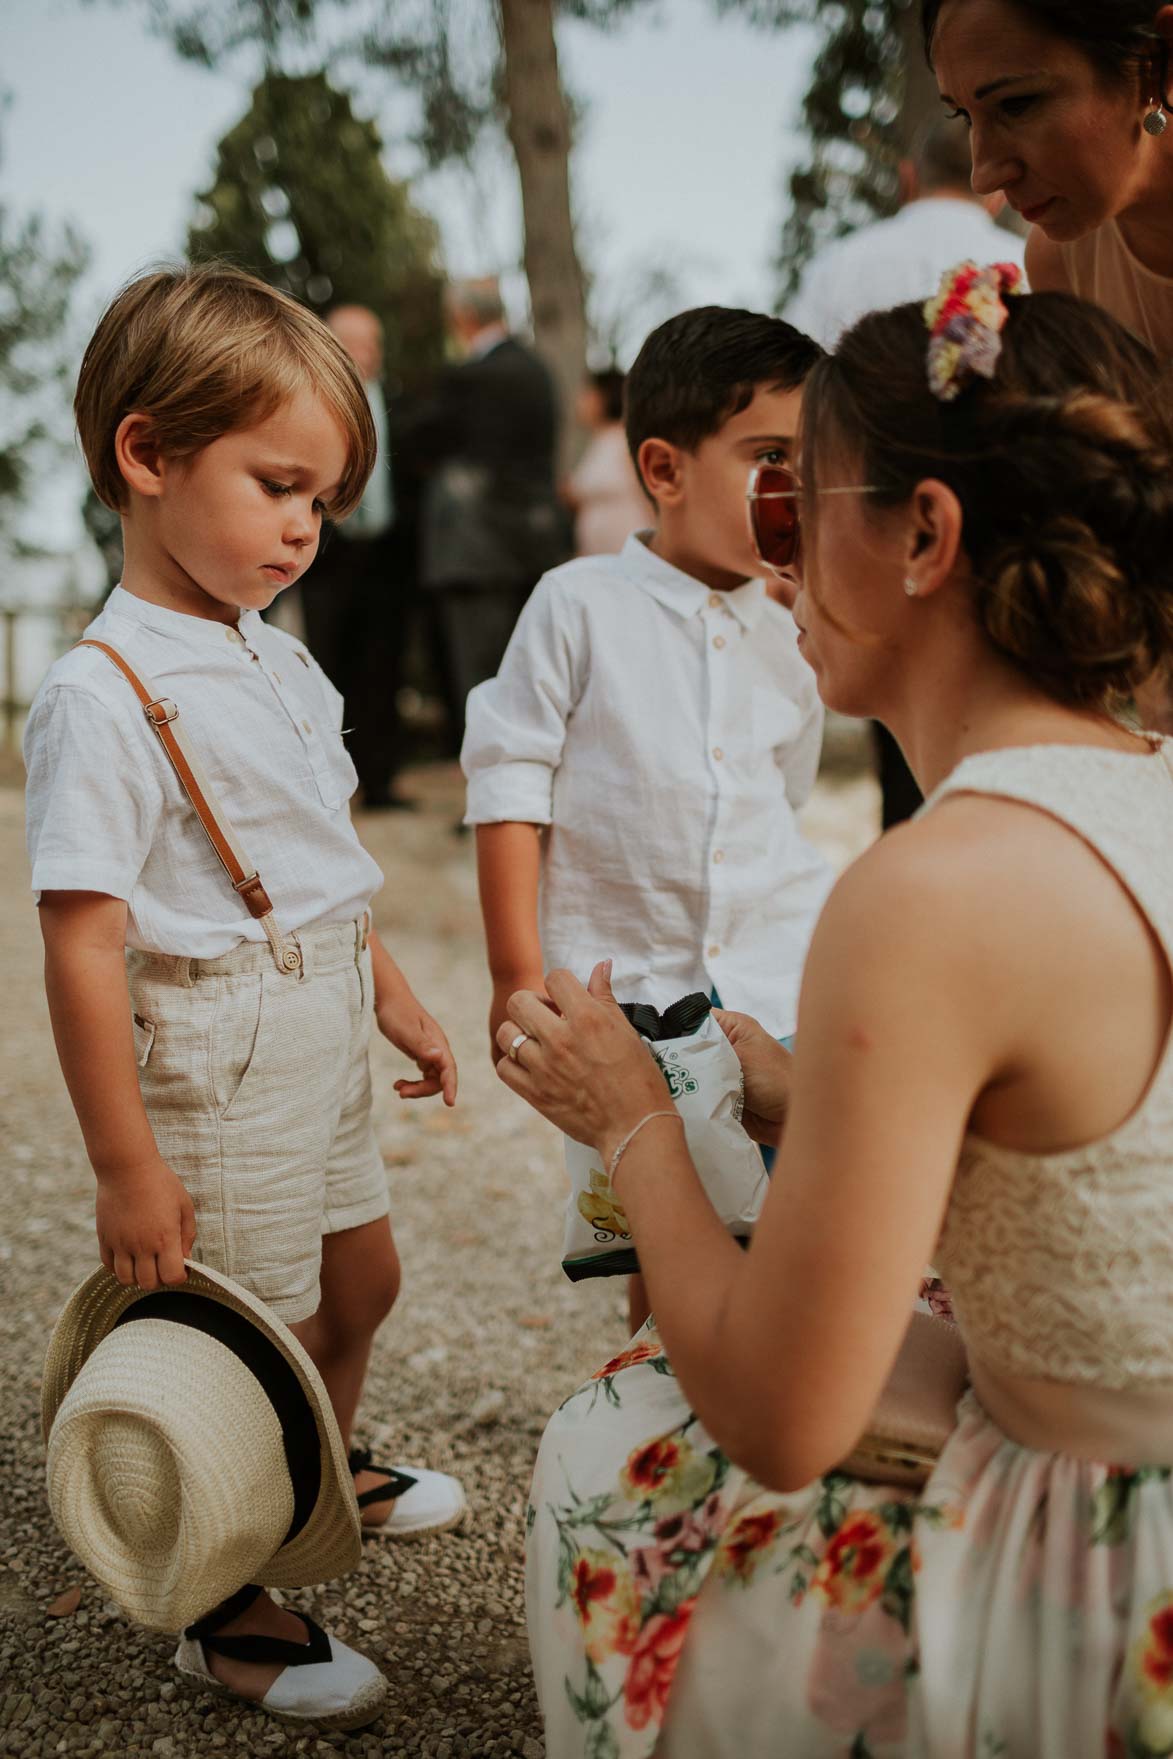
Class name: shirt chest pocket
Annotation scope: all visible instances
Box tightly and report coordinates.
[308,726,359,811]
[277,672,357,809]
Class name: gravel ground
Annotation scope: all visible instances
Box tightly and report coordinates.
[0,759,879,1759]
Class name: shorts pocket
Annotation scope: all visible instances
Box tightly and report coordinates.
[214,974,269,1120]
[131,1013,156,1068]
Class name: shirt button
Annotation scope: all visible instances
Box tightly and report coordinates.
[713,850,725,864]
[712,746,723,761]
[708,943,720,958]
[225,626,242,643]
[302,719,313,734]
[713,635,726,651]
[708,594,722,609]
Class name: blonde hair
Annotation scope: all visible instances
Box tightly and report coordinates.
[75,263,377,517]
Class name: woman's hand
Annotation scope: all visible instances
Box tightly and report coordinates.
[496,961,670,1161]
[712,1010,792,1146]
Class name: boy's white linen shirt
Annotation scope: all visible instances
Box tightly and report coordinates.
[462,533,834,1037]
[24,586,383,957]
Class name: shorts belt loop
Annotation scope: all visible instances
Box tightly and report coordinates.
[178,956,195,988]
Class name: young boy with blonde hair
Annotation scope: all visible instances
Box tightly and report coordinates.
[25,264,464,1727]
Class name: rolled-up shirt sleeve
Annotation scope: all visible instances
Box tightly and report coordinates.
[25,684,161,901]
[461,574,587,825]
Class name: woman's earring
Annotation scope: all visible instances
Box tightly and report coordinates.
[1144,99,1168,136]
[903,576,919,597]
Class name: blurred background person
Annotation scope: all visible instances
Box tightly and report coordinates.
[404,278,569,759]
[299,304,414,811]
[561,368,647,555]
[786,114,1026,830]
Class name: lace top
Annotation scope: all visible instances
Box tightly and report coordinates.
[1059,220,1173,356]
[922,742,1173,1388]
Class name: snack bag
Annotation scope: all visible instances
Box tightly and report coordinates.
[560,993,769,1281]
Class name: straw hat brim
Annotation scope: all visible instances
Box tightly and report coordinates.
[42,1262,361,1591]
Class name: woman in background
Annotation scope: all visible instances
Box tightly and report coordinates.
[563,369,649,556]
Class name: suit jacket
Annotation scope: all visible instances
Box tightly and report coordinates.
[404,337,570,589]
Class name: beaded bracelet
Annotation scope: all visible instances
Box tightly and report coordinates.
[607,1109,684,1184]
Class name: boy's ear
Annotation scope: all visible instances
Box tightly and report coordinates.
[906,478,964,598]
[636,436,687,507]
[114,413,168,500]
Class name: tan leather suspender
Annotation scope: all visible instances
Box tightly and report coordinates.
[77,639,303,974]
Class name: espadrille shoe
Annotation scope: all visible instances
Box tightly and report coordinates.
[349,1447,467,1538]
[174,1588,388,1732]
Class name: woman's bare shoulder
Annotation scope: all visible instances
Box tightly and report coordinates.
[819,789,1114,974]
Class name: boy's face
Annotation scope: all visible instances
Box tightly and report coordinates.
[674,383,804,590]
[144,390,349,623]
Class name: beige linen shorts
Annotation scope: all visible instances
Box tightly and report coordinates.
[127,919,389,1322]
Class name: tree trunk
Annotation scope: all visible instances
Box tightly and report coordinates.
[497,0,588,464]
[896,0,941,153]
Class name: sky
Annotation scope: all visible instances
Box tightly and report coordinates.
[5,0,817,546]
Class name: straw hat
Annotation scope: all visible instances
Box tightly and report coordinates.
[42,1262,361,1632]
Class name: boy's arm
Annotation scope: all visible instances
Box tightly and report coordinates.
[476,822,545,1060]
[461,573,588,1059]
[369,928,458,1105]
[39,891,196,1289]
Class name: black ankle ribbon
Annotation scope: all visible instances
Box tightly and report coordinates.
[619,992,711,1043]
[347,1446,418,1510]
[114,1290,321,1546]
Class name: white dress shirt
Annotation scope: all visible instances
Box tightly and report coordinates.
[785,197,1027,350]
[25,586,384,957]
[462,534,834,1037]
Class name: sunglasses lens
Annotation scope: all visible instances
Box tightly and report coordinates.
[749,465,800,572]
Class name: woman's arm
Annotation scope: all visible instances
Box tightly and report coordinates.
[39,891,196,1288]
[498,818,1009,1490]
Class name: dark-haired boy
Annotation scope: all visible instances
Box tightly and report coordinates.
[463,308,834,1323]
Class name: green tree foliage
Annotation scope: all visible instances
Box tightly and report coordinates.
[187,69,446,384]
[718,0,941,298]
[0,113,89,537]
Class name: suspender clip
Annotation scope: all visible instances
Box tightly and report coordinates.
[143,698,179,726]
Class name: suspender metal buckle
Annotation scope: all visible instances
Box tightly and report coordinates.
[143,698,179,726]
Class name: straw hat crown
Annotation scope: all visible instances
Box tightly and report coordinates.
[42,1263,360,1632]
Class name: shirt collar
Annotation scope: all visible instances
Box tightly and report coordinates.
[619,533,768,630]
[105,584,266,645]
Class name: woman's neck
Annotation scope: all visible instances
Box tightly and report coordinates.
[884,646,1149,802]
[1115,146,1173,279]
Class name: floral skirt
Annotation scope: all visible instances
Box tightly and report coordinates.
[525,1321,1173,1758]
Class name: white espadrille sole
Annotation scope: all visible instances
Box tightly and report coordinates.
[360,1466,468,1540]
[173,1633,389,1731]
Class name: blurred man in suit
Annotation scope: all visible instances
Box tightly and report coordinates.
[300,304,413,810]
[406,279,569,755]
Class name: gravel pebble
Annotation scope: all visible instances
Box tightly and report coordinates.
[0,761,878,1755]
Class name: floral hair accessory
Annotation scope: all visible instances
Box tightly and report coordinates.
[924,260,1026,402]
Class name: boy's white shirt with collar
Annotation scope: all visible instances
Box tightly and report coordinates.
[462,533,834,1038]
[24,586,383,958]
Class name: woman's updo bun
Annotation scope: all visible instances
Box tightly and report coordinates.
[802,292,1173,710]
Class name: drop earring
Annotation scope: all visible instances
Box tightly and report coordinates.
[1144,99,1168,136]
[903,576,918,597]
